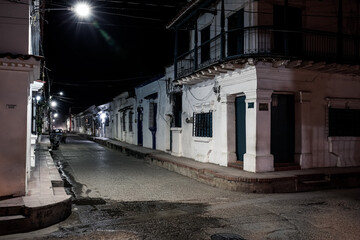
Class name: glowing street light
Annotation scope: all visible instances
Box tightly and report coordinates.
[36,95,41,101]
[59,91,64,96]
[39,2,91,18]
[50,100,57,107]
[53,113,59,118]
[73,3,91,18]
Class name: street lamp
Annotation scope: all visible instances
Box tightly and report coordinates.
[50,100,57,107]
[74,3,91,18]
[40,2,92,18]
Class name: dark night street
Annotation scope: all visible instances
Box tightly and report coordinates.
[1,135,360,240]
[1,1,360,239]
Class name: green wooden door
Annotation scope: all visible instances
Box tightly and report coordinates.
[235,96,246,161]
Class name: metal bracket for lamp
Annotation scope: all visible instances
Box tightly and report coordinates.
[185,117,193,123]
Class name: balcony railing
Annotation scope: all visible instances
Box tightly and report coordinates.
[175,26,360,79]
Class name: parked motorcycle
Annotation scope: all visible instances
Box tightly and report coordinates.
[50,129,62,150]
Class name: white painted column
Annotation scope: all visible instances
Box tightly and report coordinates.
[243,89,274,172]
[295,91,313,168]
[171,127,182,156]
[219,94,237,165]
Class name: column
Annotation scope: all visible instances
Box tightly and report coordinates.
[294,91,313,168]
[218,94,237,166]
[243,89,274,172]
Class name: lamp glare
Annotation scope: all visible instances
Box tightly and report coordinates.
[74,3,91,17]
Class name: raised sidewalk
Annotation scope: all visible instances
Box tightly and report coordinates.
[0,135,71,236]
[85,135,360,193]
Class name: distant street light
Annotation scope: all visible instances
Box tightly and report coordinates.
[50,100,57,107]
[53,113,59,118]
[59,91,64,96]
[36,95,41,101]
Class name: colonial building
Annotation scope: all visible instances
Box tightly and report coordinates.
[0,0,43,197]
[112,91,137,144]
[166,0,360,172]
[134,76,172,151]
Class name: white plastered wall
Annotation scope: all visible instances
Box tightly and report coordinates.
[135,78,172,151]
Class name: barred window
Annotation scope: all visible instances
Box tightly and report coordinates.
[128,111,133,132]
[193,111,212,137]
[329,108,360,136]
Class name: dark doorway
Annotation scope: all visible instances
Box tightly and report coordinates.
[235,96,246,161]
[271,94,295,164]
[137,107,143,146]
[273,5,302,56]
[149,102,157,149]
[172,93,182,128]
[228,8,244,56]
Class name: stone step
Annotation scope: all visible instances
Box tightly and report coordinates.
[198,173,213,183]
[0,205,24,217]
[0,215,26,221]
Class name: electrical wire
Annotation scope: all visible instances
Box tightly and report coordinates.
[93,9,165,22]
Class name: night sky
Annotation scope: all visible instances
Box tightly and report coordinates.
[43,0,188,114]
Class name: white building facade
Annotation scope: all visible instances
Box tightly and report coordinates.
[166,0,360,172]
[0,0,43,197]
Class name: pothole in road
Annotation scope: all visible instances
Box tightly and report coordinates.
[73,197,107,206]
[99,201,205,218]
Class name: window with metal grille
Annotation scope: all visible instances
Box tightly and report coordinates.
[329,108,360,136]
[193,111,212,137]
[128,111,133,132]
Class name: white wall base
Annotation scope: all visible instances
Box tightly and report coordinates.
[244,153,274,172]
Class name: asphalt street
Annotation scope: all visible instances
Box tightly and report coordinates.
[2,135,360,240]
